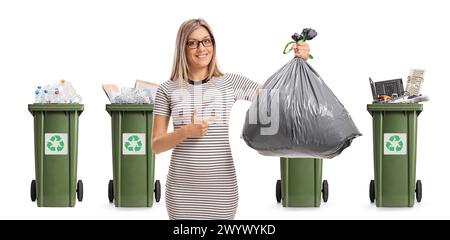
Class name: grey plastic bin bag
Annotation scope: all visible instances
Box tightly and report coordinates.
[242,57,361,159]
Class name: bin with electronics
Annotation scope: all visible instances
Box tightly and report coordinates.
[369,69,428,104]
[367,69,428,207]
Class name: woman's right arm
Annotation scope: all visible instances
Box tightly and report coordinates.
[152,111,215,154]
[151,114,188,154]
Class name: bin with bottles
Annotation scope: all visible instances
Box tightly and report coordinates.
[34,80,82,104]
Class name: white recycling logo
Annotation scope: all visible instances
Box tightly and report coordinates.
[47,135,65,152]
[45,133,68,155]
[123,133,146,155]
[384,133,407,155]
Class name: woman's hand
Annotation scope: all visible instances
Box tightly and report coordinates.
[183,109,220,138]
[293,42,310,60]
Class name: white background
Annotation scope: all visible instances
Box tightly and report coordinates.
[0,0,447,220]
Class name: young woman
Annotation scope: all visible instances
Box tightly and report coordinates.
[152,18,310,220]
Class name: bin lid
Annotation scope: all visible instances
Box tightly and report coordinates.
[28,104,84,114]
[367,103,423,113]
[106,104,154,115]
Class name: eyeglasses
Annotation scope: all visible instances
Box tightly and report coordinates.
[186,38,214,49]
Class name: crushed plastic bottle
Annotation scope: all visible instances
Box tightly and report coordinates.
[59,79,82,103]
[34,80,82,103]
[113,87,152,104]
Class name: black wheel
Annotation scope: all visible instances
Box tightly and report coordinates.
[276,180,282,203]
[108,180,114,203]
[154,180,161,203]
[31,180,36,202]
[77,180,83,202]
[322,180,329,203]
[369,180,375,203]
[416,180,422,203]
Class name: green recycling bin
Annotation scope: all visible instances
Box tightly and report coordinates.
[367,103,423,207]
[106,104,161,207]
[29,104,84,207]
[276,157,328,207]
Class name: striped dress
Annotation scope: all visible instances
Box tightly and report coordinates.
[154,73,259,220]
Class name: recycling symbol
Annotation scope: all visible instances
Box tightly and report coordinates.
[47,135,65,152]
[385,135,404,152]
[124,135,143,152]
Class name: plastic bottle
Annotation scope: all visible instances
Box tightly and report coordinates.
[43,81,63,103]
[47,89,56,103]
[34,86,43,103]
[59,79,82,103]
[68,94,82,103]
[53,88,63,103]
[60,80,74,96]
[43,89,49,103]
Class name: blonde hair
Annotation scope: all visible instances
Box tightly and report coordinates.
[170,18,224,82]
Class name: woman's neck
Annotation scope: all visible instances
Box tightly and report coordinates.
[189,67,208,81]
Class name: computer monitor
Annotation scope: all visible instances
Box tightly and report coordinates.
[369,78,404,100]
[369,78,377,100]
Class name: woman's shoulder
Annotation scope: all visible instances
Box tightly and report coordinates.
[220,73,251,83]
[158,80,178,92]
